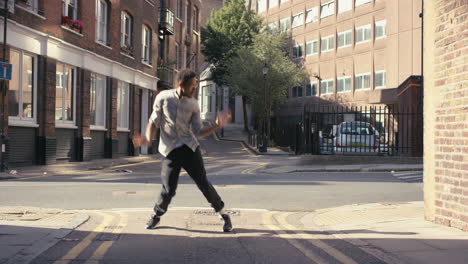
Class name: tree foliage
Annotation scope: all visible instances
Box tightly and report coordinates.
[201,0,262,85]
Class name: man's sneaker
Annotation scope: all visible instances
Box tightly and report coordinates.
[146,214,160,229]
[221,214,233,232]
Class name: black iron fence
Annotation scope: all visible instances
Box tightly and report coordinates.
[271,105,423,156]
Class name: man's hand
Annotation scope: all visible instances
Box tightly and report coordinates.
[216,110,232,129]
[132,133,150,147]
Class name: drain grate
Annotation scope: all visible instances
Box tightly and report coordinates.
[192,210,240,216]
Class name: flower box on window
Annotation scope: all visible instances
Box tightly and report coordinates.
[120,45,134,56]
[61,16,83,34]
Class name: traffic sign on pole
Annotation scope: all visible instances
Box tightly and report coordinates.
[0,62,12,80]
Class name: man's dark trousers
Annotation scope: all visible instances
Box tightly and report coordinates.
[154,145,224,216]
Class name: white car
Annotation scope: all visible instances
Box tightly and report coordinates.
[333,121,381,154]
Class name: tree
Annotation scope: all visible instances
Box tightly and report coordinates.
[226,31,308,136]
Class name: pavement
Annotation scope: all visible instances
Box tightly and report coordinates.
[0,123,466,263]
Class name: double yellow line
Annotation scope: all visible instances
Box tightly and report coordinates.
[54,211,128,264]
[263,212,358,264]
[241,162,268,175]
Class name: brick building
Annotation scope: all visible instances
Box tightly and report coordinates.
[0,0,201,167]
[424,0,467,231]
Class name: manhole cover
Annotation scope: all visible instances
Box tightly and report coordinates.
[192,210,240,216]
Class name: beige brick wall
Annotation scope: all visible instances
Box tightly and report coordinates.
[424,0,468,231]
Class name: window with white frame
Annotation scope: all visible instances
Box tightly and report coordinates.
[96,0,108,44]
[62,0,78,20]
[306,82,318,96]
[269,0,278,9]
[320,79,334,95]
[8,49,36,121]
[375,20,386,39]
[55,63,75,122]
[375,71,386,88]
[175,43,180,70]
[305,7,318,24]
[306,40,318,55]
[337,76,352,92]
[355,0,371,8]
[292,86,303,97]
[337,30,352,48]
[355,73,371,90]
[142,25,151,64]
[338,0,352,13]
[280,17,290,32]
[202,85,212,112]
[321,35,334,52]
[292,13,304,28]
[280,0,288,4]
[355,24,371,44]
[117,81,130,130]
[320,1,335,19]
[90,73,107,128]
[121,12,133,49]
[185,2,190,34]
[176,0,182,18]
[23,0,39,13]
[292,44,303,58]
[193,7,199,31]
[268,22,278,34]
[258,0,267,13]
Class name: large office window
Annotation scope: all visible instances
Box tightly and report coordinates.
[292,44,303,58]
[355,24,371,44]
[142,25,152,64]
[337,76,352,93]
[55,63,75,122]
[355,0,371,8]
[375,71,386,88]
[306,82,318,96]
[121,12,133,49]
[258,0,267,13]
[320,1,335,19]
[337,30,352,48]
[321,35,335,52]
[96,0,108,44]
[117,81,130,130]
[375,20,386,39]
[355,73,371,90]
[305,7,318,24]
[306,40,318,56]
[90,73,107,128]
[62,0,78,20]
[292,13,304,28]
[280,17,290,32]
[8,49,36,121]
[320,79,334,95]
[269,0,278,9]
[338,0,352,13]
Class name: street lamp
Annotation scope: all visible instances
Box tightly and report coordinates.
[259,63,269,152]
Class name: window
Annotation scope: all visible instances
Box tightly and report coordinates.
[306,82,317,96]
[23,0,39,13]
[142,25,152,63]
[280,17,290,32]
[175,43,180,70]
[375,71,386,88]
[305,8,318,23]
[121,12,133,49]
[185,2,190,33]
[355,73,371,90]
[306,40,318,55]
[355,24,371,44]
[269,0,277,9]
[8,49,36,121]
[62,0,78,20]
[292,44,303,58]
[320,79,334,95]
[176,0,182,18]
[96,0,108,44]
[258,0,266,13]
[337,76,352,93]
[202,85,212,112]
[268,22,278,34]
[292,86,303,97]
[375,20,386,39]
[292,13,304,28]
[337,30,352,48]
[280,0,288,3]
[55,63,75,122]
[186,50,191,68]
[321,35,334,52]
[117,81,130,130]
[320,1,335,19]
[338,0,352,13]
[193,7,199,31]
[355,0,371,7]
[90,73,107,128]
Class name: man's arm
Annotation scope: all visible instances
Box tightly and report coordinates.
[197,111,231,138]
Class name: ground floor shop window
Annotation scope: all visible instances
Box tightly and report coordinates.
[90,73,107,128]
[117,81,130,130]
[55,63,75,123]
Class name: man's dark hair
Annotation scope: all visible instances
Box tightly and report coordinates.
[178,69,197,88]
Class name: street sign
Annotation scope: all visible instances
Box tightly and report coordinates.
[0,62,12,80]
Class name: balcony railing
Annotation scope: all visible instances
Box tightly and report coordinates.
[158,8,174,35]
[157,65,173,89]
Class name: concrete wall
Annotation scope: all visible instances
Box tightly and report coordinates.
[424,0,467,231]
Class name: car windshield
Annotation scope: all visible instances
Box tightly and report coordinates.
[340,123,374,135]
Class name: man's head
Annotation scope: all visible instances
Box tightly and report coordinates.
[178,69,198,97]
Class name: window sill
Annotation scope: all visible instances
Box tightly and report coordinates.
[356,40,371,45]
[120,52,135,60]
[16,5,46,20]
[55,123,78,129]
[175,17,182,23]
[193,30,200,36]
[375,36,386,40]
[337,45,351,49]
[144,0,155,6]
[95,41,112,50]
[321,50,333,53]
[320,93,334,96]
[337,90,351,94]
[117,128,130,133]
[90,125,108,131]
[142,61,153,68]
[61,26,83,37]
[355,88,371,91]
[375,86,387,89]
[8,119,39,128]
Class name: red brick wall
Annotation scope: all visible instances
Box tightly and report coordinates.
[431,0,467,231]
